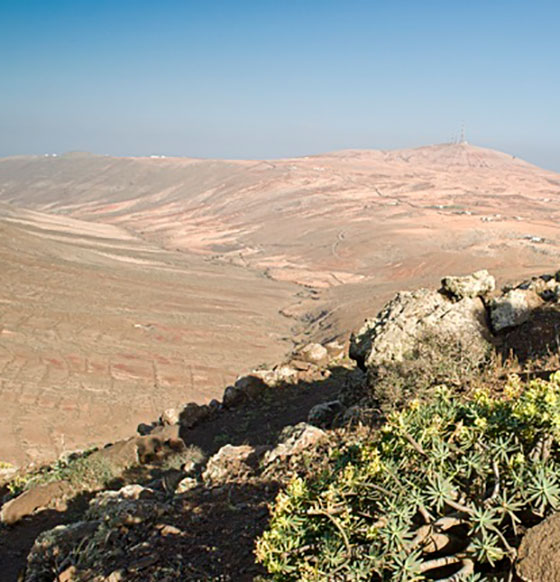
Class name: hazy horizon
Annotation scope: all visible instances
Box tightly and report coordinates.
[2,1,559,171]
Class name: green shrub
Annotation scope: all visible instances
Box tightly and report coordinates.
[370,331,491,414]
[6,451,116,497]
[256,374,560,581]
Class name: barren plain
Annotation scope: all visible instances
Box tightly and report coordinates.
[1,142,560,466]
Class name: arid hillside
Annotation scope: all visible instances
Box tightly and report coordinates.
[1,142,560,466]
[0,203,301,466]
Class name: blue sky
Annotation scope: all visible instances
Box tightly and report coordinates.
[1,1,559,169]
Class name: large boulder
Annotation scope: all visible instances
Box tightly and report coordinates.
[516,512,560,581]
[489,289,542,332]
[350,287,491,371]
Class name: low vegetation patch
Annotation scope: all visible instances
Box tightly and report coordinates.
[257,374,560,581]
[369,330,492,414]
[6,451,117,499]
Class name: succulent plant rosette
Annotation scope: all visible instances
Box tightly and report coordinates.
[257,373,560,581]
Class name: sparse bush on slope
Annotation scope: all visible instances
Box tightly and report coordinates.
[369,330,491,414]
[257,374,560,581]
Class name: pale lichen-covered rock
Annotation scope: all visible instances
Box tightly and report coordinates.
[324,340,346,360]
[516,512,560,581]
[350,288,490,371]
[272,365,299,385]
[298,343,329,367]
[175,476,198,493]
[202,444,263,483]
[441,269,495,299]
[307,400,344,428]
[160,407,180,426]
[489,289,541,332]
[263,423,325,467]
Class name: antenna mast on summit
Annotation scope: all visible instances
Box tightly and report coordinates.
[460,122,466,144]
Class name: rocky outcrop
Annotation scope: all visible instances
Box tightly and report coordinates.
[350,288,490,371]
[441,269,495,299]
[202,444,265,483]
[516,511,560,581]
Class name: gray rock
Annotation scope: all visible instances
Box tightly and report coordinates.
[350,288,490,371]
[307,400,344,428]
[441,269,495,299]
[179,403,210,429]
[264,423,325,467]
[222,385,244,408]
[202,444,262,483]
[325,340,346,360]
[489,289,539,332]
[298,343,329,367]
[160,407,180,426]
[235,374,268,399]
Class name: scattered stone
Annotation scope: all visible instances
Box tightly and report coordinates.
[516,511,560,581]
[307,400,345,428]
[160,407,180,426]
[157,524,182,537]
[325,340,345,360]
[350,287,490,371]
[137,422,154,436]
[298,343,329,367]
[222,385,244,408]
[202,444,264,483]
[175,476,198,494]
[489,289,540,332]
[57,565,77,582]
[179,403,210,429]
[264,423,325,467]
[441,269,495,299]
